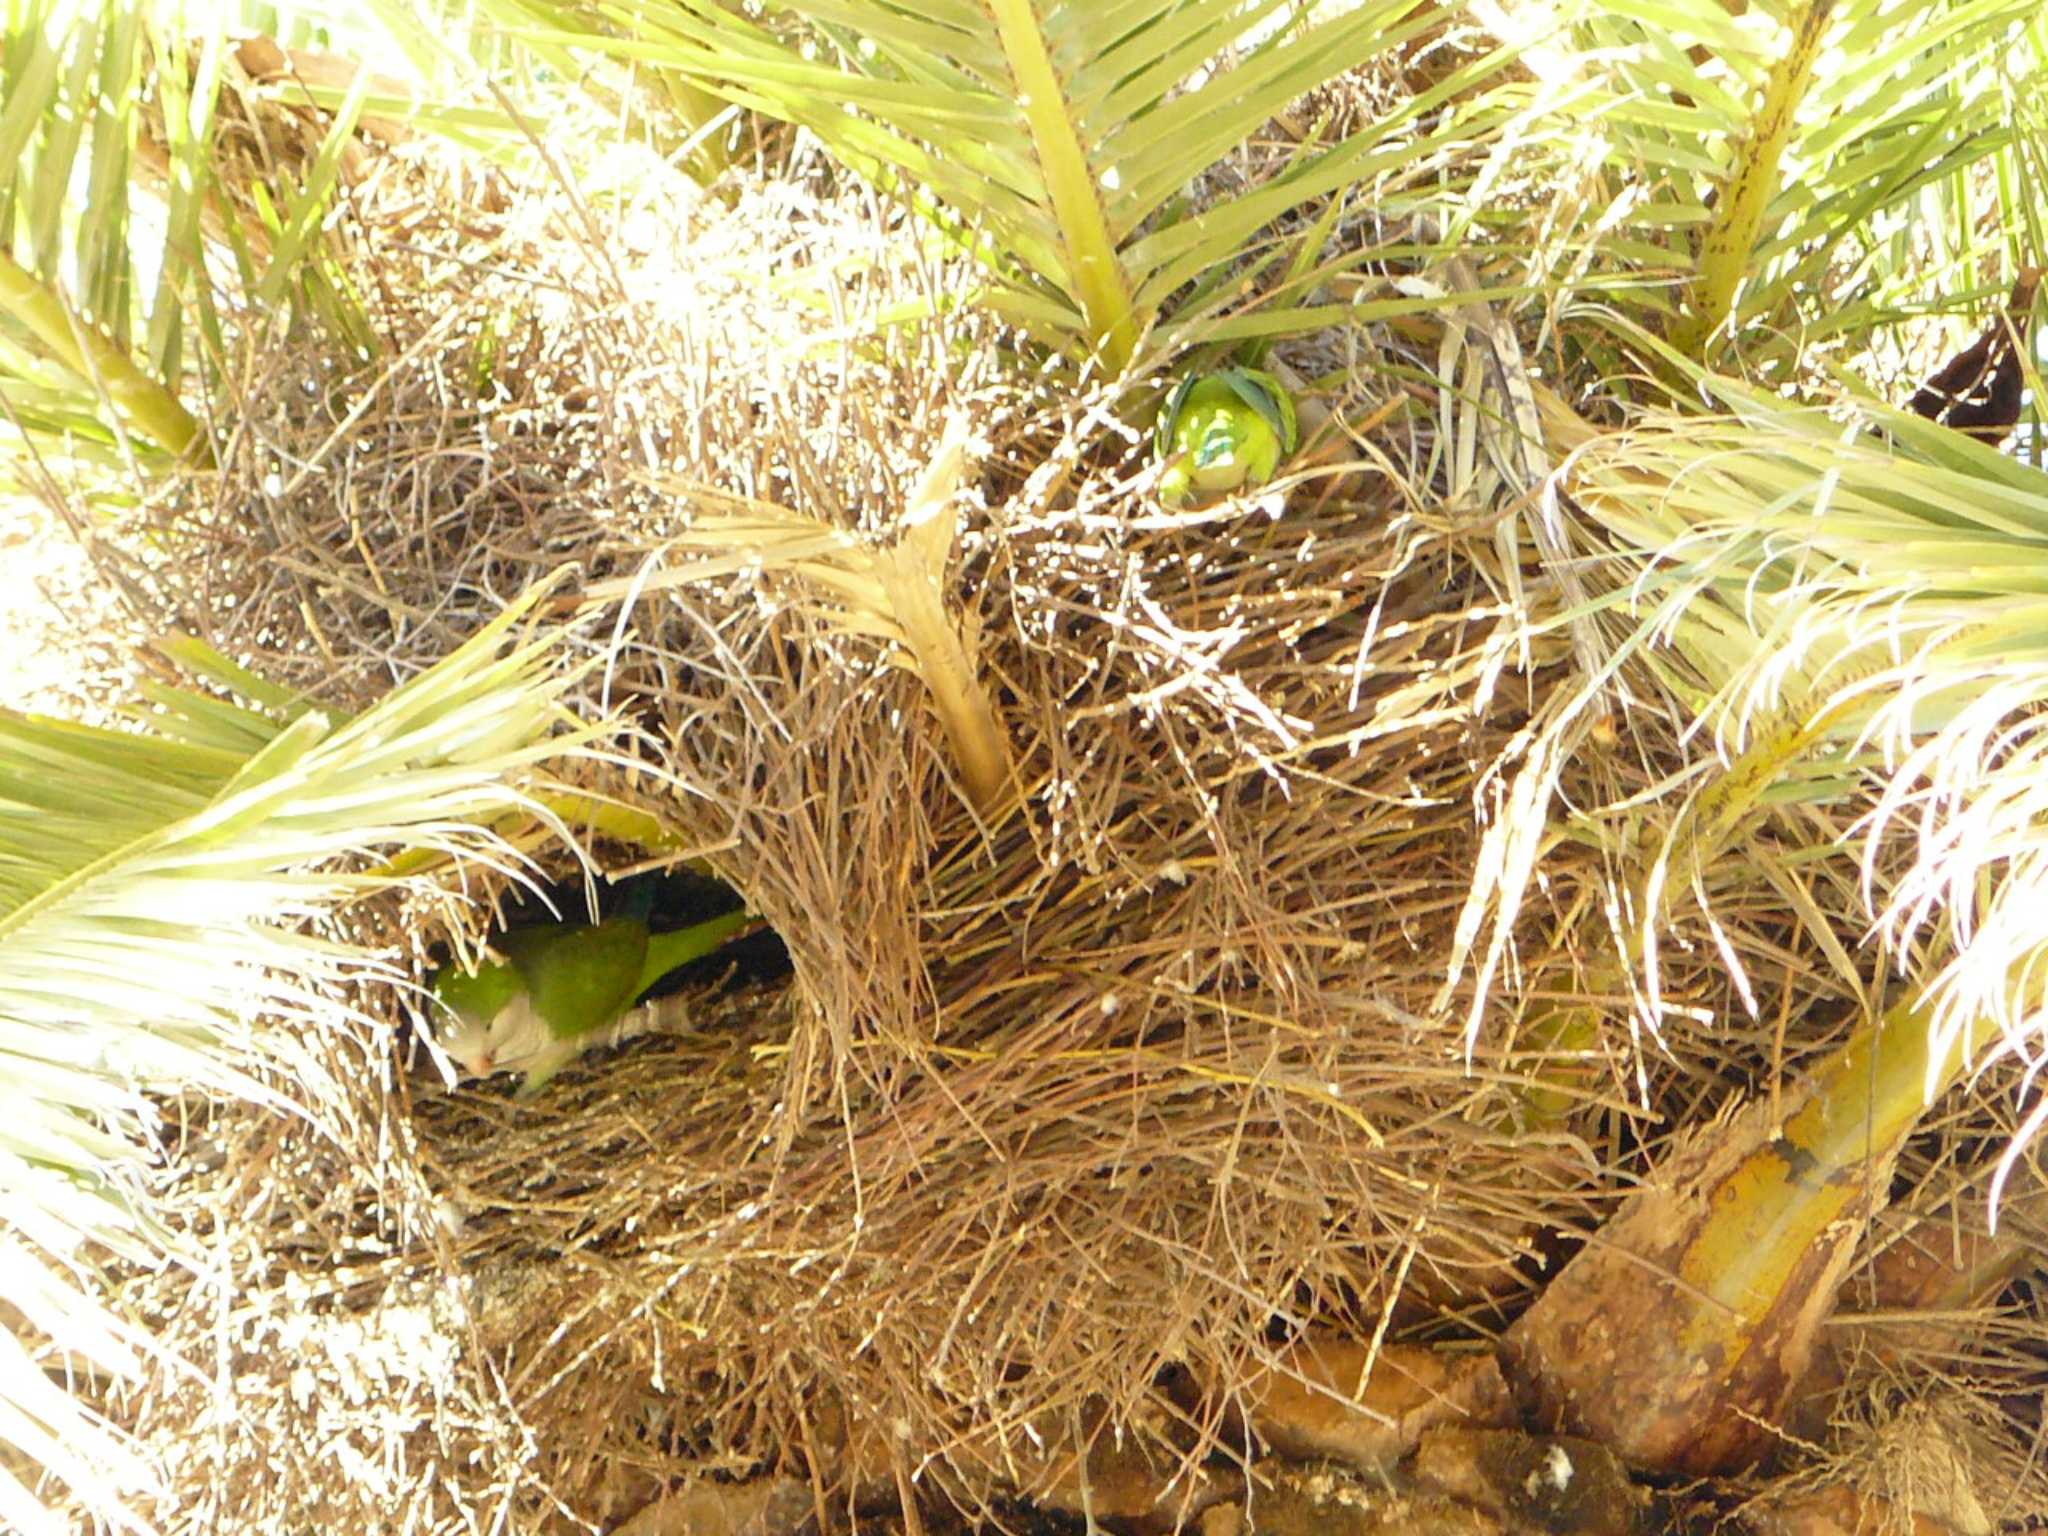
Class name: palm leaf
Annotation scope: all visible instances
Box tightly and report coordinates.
[0,2,464,483]
[436,0,742,179]
[0,585,602,1533]
[0,0,215,469]
[1451,319,2048,1077]
[1508,0,2042,369]
[1570,387,2048,1044]
[503,0,1518,370]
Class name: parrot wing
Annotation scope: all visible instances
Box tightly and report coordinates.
[1155,373,1202,457]
[1216,368,1298,452]
[499,915,651,1041]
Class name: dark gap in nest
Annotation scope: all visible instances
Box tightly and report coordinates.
[964,1497,1094,1536]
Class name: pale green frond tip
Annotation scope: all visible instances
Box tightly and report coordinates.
[1155,367,1299,506]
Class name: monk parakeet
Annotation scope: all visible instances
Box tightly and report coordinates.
[1155,366,1299,507]
[431,892,756,1094]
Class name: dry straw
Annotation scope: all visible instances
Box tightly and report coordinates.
[51,104,2046,1536]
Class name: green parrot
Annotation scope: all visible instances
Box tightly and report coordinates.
[430,889,756,1094]
[1154,366,1299,507]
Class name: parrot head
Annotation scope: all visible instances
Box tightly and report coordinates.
[430,956,548,1079]
[1155,366,1298,507]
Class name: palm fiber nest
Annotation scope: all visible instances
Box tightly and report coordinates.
[65,111,2048,1536]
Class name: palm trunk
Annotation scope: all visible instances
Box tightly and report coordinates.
[1501,998,1990,1473]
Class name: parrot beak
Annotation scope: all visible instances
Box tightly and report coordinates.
[435,1018,496,1081]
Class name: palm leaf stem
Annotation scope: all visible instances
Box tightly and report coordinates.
[0,250,207,463]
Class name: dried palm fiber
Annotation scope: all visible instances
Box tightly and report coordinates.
[55,107,2046,1536]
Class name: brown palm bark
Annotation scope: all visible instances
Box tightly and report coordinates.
[1500,1001,1989,1474]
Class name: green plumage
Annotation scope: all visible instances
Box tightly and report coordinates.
[494,912,652,1043]
[1155,367,1299,507]
[430,958,522,1029]
[429,890,755,1093]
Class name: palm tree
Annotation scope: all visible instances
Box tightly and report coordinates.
[473,0,1524,372]
[1430,0,2048,1461]
[566,0,2048,1486]
[7,0,2048,1525]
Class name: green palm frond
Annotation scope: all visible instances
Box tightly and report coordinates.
[1,3,270,472]
[1487,355,2048,1050]
[0,0,214,469]
[0,587,602,1533]
[507,0,1519,370]
[0,2,446,483]
[1511,0,2042,368]
[407,0,742,179]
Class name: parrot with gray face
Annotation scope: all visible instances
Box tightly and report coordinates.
[430,887,756,1095]
[1155,366,1298,507]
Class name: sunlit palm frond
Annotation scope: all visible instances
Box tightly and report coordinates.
[505,0,1520,371]
[1476,355,2048,1073]
[1504,0,2042,371]
[0,0,214,470]
[0,0,545,486]
[0,589,601,1533]
[0,1,398,478]
[404,0,744,177]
